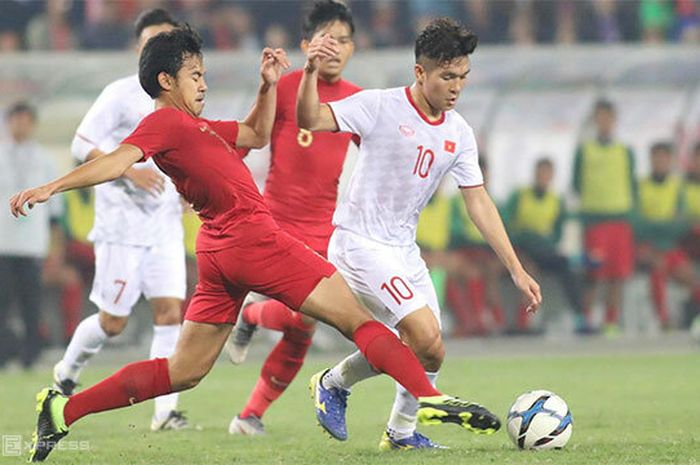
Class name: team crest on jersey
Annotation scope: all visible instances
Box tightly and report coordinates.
[444,140,456,154]
[297,128,313,148]
[399,124,415,138]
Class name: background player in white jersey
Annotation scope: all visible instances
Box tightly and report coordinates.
[52,9,189,431]
[297,18,542,449]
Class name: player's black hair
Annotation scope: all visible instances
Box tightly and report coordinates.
[302,0,354,39]
[414,18,477,68]
[139,25,203,99]
[6,101,36,121]
[134,8,179,38]
[536,158,553,169]
[651,141,674,155]
[594,99,615,114]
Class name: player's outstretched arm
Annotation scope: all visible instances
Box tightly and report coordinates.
[237,48,290,149]
[9,144,143,218]
[296,33,341,132]
[461,185,542,313]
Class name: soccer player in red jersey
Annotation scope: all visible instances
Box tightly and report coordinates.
[11,26,498,463]
[226,0,361,436]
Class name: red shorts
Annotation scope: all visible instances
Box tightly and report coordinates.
[662,248,689,273]
[275,217,331,258]
[585,221,634,279]
[185,227,336,325]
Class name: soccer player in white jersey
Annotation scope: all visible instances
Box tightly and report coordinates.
[298,18,542,449]
[52,9,189,431]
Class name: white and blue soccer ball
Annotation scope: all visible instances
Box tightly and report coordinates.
[506,390,572,450]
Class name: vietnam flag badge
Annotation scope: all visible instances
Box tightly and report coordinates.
[444,140,456,153]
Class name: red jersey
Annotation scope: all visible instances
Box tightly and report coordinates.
[264,69,361,253]
[122,107,277,252]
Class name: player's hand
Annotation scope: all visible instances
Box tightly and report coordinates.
[9,185,53,218]
[511,268,542,314]
[124,167,165,196]
[304,33,339,73]
[260,47,290,85]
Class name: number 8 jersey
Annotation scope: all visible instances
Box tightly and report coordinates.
[328,86,483,246]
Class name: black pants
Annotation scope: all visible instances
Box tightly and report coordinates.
[0,256,43,368]
[525,248,585,316]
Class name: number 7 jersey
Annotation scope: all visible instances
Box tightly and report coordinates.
[328,86,483,246]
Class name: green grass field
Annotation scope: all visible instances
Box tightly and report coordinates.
[1,352,699,464]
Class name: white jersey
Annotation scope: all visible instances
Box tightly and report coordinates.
[328,86,483,246]
[71,74,182,246]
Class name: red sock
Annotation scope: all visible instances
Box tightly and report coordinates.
[241,316,313,418]
[244,300,297,332]
[466,279,487,334]
[352,321,440,398]
[61,281,83,339]
[650,270,669,325]
[63,358,171,426]
[446,279,470,335]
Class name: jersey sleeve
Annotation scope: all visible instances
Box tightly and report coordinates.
[121,108,182,161]
[327,89,381,137]
[451,126,483,188]
[203,119,240,146]
[71,83,122,162]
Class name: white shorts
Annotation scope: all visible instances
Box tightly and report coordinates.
[90,240,186,317]
[328,228,440,328]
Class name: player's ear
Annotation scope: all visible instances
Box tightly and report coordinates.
[157,71,174,92]
[414,63,426,86]
[300,39,310,54]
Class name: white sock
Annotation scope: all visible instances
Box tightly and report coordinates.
[59,313,109,381]
[387,371,439,440]
[322,350,379,391]
[150,324,181,420]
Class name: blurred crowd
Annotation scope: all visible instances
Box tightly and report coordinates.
[3,94,700,369]
[1,0,700,53]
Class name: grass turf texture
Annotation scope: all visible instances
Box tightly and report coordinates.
[1,353,698,464]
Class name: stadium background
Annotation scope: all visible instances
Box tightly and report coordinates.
[1,1,699,464]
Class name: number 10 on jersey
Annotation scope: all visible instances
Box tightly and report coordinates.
[413,145,435,178]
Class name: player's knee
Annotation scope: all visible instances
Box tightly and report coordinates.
[98,312,128,337]
[412,334,445,371]
[151,299,183,326]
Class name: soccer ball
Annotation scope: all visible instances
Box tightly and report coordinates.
[506,390,572,450]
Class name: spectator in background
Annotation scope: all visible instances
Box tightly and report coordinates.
[505,158,591,333]
[591,0,623,42]
[573,99,637,336]
[554,0,577,44]
[0,102,63,368]
[673,0,700,42]
[510,0,537,45]
[448,159,506,336]
[461,0,510,44]
[26,0,76,51]
[369,1,405,48]
[640,0,675,43]
[0,30,22,51]
[635,141,700,329]
[81,0,129,49]
[264,23,290,50]
[208,3,260,51]
[43,188,96,344]
[681,142,700,326]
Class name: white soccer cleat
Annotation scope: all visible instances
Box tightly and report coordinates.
[225,302,258,365]
[151,410,191,431]
[229,415,266,436]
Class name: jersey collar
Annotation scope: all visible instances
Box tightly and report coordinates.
[404,87,445,126]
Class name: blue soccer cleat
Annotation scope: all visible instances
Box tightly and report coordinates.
[309,370,350,441]
[378,430,448,450]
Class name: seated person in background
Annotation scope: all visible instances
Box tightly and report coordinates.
[635,141,700,329]
[43,188,96,344]
[680,141,700,326]
[504,158,591,334]
[448,158,505,336]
